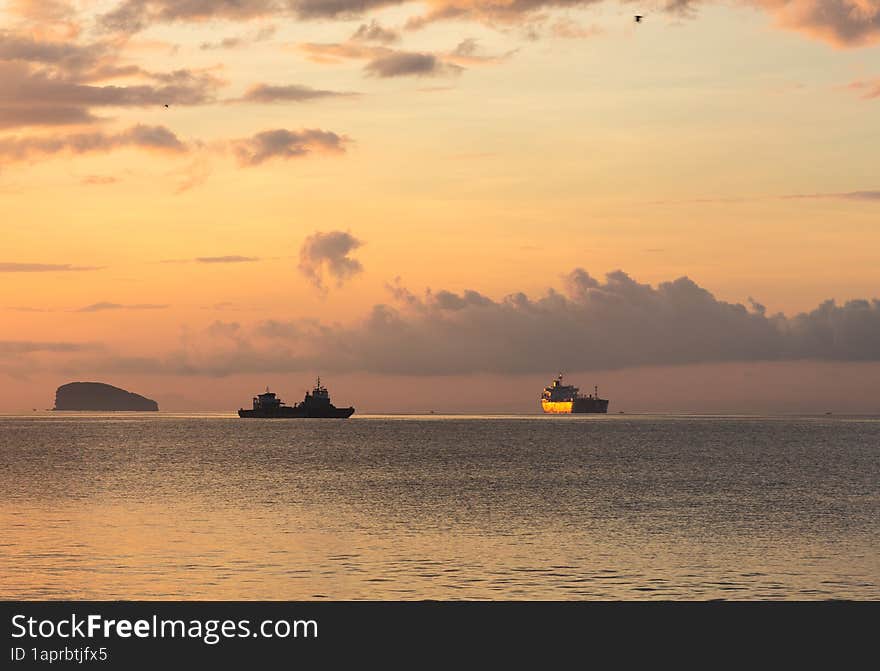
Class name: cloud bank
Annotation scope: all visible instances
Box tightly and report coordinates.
[53,268,880,377]
[94,0,880,48]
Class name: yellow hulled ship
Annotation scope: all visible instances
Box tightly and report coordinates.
[540,374,609,414]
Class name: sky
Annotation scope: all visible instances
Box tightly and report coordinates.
[1,0,879,413]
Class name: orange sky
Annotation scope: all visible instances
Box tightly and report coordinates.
[1,0,879,412]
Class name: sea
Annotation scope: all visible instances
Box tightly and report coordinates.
[1,414,878,600]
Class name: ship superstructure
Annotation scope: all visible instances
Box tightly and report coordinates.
[540,374,609,414]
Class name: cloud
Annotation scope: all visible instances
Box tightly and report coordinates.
[0,57,225,130]
[782,190,880,201]
[652,189,880,205]
[76,302,169,312]
[549,19,604,39]
[298,230,364,289]
[298,42,388,64]
[234,83,356,103]
[846,77,880,98]
[255,319,307,338]
[445,38,517,66]
[0,31,105,73]
[98,0,404,30]
[159,255,261,263]
[177,268,880,376]
[756,0,880,47]
[299,40,501,77]
[92,0,880,49]
[206,320,242,338]
[0,106,98,130]
[0,262,104,272]
[200,24,277,50]
[0,340,99,354]
[4,0,81,37]
[196,255,260,263]
[365,51,463,78]
[0,124,187,164]
[351,20,400,43]
[80,175,119,185]
[231,128,349,166]
[293,0,397,18]
[99,0,284,33]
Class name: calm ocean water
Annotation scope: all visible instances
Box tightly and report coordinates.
[1,414,878,600]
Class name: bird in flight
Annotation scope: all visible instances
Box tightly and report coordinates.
[164,104,169,108]
[634,15,644,22]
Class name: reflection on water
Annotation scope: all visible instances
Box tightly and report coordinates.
[1,414,878,599]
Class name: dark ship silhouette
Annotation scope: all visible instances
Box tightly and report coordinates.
[540,373,609,414]
[238,378,354,418]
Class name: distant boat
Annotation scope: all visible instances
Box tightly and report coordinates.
[540,373,609,414]
[238,378,354,418]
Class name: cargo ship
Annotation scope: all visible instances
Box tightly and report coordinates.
[540,374,609,414]
[238,378,355,418]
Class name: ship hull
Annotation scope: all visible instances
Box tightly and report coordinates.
[238,406,355,418]
[541,398,609,414]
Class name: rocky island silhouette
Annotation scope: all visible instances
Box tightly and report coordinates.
[53,382,159,411]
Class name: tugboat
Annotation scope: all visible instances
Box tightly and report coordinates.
[540,373,609,414]
[238,377,355,418]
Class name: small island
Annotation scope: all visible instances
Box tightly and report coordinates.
[53,382,159,411]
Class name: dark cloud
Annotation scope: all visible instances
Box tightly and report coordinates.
[298,230,364,289]
[61,268,880,378]
[365,51,463,78]
[232,128,348,166]
[289,0,398,19]
[0,58,224,130]
[0,124,187,164]
[98,0,402,30]
[0,262,103,272]
[0,31,106,72]
[351,20,400,43]
[0,106,98,130]
[99,0,282,33]
[235,83,356,103]
[76,302,169,312]
[92,0,880,48]
[196,255,260,263]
